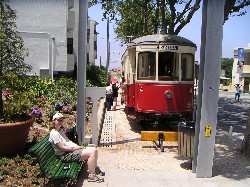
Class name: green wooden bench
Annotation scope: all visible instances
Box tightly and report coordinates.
[28,134,84,185]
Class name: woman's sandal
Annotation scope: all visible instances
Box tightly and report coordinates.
[87,174,104,183]
[95,166,105,176]
[96,171,105,176]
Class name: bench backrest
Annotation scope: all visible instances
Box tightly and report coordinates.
[28,135,58,173]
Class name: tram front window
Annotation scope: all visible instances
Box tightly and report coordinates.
[181,54,194,81]
[138,52,156,80]
[158,52,178,81]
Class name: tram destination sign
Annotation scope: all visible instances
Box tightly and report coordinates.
[159,45,178,50]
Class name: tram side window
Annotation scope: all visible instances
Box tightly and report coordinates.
[137,52,156,80]
[181,54,194,81]
[158,52,178,81]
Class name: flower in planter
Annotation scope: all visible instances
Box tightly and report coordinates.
[33,97,47,108]
[31,106,43,123]
[31,107,42,118]
[2,91,10,97]
[62,105,73,114]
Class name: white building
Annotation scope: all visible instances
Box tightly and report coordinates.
[9,0,97,78]
[232,43,250,91]
[87,19,98,65]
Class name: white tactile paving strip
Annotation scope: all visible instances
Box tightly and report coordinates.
[100,111,117,148]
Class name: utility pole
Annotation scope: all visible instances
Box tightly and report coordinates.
[99,56,101,67]
[192,0,224,177]
[106,17,110,82]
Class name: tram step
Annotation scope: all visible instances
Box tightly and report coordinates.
[141,131,178,142]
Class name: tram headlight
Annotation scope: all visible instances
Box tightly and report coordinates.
[165,90,173,99]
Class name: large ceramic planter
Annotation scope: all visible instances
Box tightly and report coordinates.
[0,116,34,156]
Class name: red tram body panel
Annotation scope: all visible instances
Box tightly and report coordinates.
[121,34,197,123]
[123,84,135,107]
[135,83,193,113]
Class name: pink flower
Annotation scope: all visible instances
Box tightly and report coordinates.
[3,91,10,96]
[37,98,42,101]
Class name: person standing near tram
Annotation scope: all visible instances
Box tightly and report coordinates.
[111,80,119,110]
[105,82,113,111]
[234,84,242,103]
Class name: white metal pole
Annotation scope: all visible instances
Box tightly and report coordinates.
[194,0,224,178]
[192,0,208,173]
[77,0,88,144]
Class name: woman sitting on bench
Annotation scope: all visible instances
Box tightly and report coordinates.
[49,113,105,183]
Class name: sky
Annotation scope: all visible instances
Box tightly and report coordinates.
[88,3,250,69]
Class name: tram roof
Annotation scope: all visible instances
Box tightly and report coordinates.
[129,34,197,48]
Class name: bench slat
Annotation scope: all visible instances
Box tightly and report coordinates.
[54,162,82,180]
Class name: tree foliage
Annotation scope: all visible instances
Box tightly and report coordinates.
[221,58,234,79]
[115,0,158,42]
[90,0,250,44]
[224,0,250,22]
[90,0,201,43]
[0,0,31,75]
[0,0,31,115]
[86,64,107,87]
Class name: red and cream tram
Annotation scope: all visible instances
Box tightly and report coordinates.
[121,34,197,124]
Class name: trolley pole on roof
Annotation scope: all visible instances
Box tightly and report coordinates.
[192,0,224,177]
[77,0,88,145]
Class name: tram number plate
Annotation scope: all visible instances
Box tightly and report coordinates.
[159,45,178,50]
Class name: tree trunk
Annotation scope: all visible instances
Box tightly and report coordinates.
[241,109,250,155]
[153,0,160,34]
[0,63,2,115]
[0,4,3,116]
[160,0,167,33]
[168,0,176,35]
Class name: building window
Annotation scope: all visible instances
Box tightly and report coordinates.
[67,38,73,54]
[87,29,90,43]
[94,24,97,34]
[94,41,97,51]
[87,53,89,65]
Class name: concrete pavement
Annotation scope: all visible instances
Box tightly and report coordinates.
[79,148,250,187]
[78,91,250,187]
